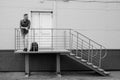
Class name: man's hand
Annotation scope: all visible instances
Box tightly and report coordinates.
[21,27,29,30]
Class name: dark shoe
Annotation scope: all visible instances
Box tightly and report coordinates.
[23,48,28,52]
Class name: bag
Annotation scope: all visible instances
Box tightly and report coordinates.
[30,42,38,51]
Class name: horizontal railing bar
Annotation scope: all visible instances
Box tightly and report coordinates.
[72,42,89,49]
[72,45,89,54]
[71,29,104,47]
[71,33,99,49]
[72,40,99,49]
[71,31,107,59]
[71,33,90,45]
[15,28,71,30]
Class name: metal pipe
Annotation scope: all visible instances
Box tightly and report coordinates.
[91,45,93,64]
[69,29,72,51]
[71,29,102,46]
[16,31,18,49]
[71,34,73,50]
[51,29,54,50]
[18,29,20,50]
[29,28,71,30]
[34,28,35,42]
[64,31,66,49]
[99,46,102,68]
[88,40,91,62]
[31,29,32,46]
[15,29,16,51]
[81,40,83,58]
[76,32,79,56]
[71,33,97,48]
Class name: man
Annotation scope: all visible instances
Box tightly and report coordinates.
[20,14,30,51]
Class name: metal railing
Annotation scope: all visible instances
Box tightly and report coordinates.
[15,28,71,51]
[70,29,107,68]
[15,28,107,68]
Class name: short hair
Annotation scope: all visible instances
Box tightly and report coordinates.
[24,14,28,16]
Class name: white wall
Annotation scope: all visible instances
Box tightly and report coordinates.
[56,2,120,49]
[0,0,53,49]
[0,0,120,49]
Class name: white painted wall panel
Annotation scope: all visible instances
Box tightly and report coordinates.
[0,0,120,49]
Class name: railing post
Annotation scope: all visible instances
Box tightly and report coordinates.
[69,29,72,51]
[81,40,83,58]
[31,29,32,47]
[15,29,16,51]
[33,28,35,42]
[71,34,73,50]
[51,29,53,50]
[64,31,66,49]
[88,40,91,62]
[91,45,93,64]
[26,31,30,48]
[18,29,20,50]
[99,46,102,68]
[17,29,18,50]
[76,32,79,56]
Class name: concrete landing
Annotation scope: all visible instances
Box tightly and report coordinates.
[15,49,70,54]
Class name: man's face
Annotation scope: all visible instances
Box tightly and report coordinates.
[24,15,28,20]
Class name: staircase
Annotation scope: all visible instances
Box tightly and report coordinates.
[65,29,110,76]
[65,53,109,76]
[15,28,110,76]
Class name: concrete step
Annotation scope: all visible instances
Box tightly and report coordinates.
[81,59,87,62]
[65,53,110,76]
[98,68,104,71]
[70,53,75,55]
[104,71,110,75]
[75,56,81,59]
[86,62,93,65]
[92,65,98,68]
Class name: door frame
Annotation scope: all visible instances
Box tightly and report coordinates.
[30,11,53,29]
[30,11,54,49]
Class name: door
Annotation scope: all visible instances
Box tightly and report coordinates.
[31,11,53,49]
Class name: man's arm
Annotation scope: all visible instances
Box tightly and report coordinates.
[20,20,21,29]
[28,20,31,29]
[20,20,23,29]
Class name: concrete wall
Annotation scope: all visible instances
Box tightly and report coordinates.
[56,2,120,49]
[0,0,120,49]
[0,50,120,71]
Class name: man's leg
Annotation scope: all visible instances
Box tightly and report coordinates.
[21,32,26,50]
[21,34,28,52]
[25,34,28,50]
[23,35,26,49]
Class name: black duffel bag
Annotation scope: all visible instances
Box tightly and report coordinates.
[30,42,38,51]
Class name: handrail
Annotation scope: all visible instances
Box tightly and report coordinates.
[15,28,71,30]
[71,29,103,46]
[72,39,100,58]
[71,29,107,59]
[70,29,108,67]
[101,48,107,59]
[71,33,97,48]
